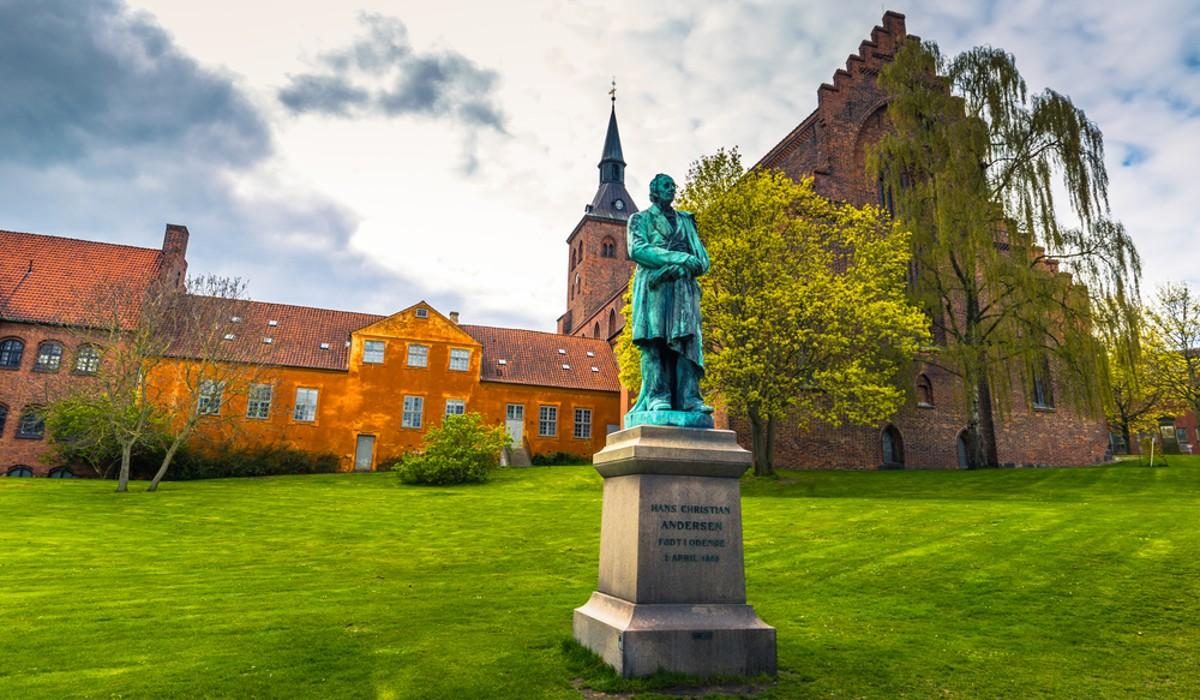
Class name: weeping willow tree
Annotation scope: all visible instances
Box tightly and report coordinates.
[869,39,1140,467]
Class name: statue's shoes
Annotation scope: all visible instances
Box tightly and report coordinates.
[682,404,715,414]
[646,400,672,411]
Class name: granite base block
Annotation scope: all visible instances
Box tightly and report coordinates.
[573,592,777,678]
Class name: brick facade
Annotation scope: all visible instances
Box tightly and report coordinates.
[557,216,633,338]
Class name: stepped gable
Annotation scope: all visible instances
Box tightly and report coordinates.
[169,297,384,372]
[756,10,910,206]
[0,229,166,328]
[463,324,620,392]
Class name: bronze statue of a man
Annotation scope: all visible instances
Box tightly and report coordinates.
[626,173,713,425]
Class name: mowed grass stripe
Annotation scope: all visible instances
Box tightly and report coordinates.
[1,459,1198,698]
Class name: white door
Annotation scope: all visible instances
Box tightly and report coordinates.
[505,404,524,444]
[354,434,375,472]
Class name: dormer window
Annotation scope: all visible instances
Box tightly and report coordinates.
[268,320,278,327]
[415,308,429,319]
[319,342,331,350]
[223,333,236,341]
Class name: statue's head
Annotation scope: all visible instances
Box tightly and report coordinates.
[649,174,677,207]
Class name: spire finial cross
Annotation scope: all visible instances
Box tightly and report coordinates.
[609,77,616,105]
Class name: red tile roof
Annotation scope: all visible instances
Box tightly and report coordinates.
[174,297,385,372]
[462,324,620,393]
[0,229,165,328]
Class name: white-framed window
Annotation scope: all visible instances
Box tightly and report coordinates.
[415,308,429,319]
[538,405,558,437]
[74,345,101,374]
[294,388,318,422]
[246,383,273,419]
[403,396,424,428]
[573,408,592,439]
[198,380,225,416]
[363,340,386,364]
[449,348,470,371]
[407,344,429,367]
[445,399,466,416]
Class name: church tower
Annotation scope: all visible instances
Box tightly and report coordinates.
[556,92,638,340]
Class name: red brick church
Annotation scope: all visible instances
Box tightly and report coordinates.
[557,11,1110,469]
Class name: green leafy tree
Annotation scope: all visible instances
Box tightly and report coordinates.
[869,40,1140,467]
[395,412,510,485]
[1096,298,1185,453]
[669,147,927,475]
[1150,282,1200,422]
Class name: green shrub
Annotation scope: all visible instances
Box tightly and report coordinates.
[396,413,509,485]
[531,451,590,466]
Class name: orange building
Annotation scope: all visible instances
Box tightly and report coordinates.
[0,227,621,476]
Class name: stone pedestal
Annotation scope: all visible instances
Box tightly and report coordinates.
[573,425,776,678]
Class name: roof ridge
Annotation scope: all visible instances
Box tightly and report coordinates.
[0,229,164,255]
[461,323,612,343]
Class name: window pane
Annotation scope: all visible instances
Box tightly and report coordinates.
[198,380,224,416]
[75,345,101,373]
[449,348,470,371]
[0,339,24,368]
[17,407,44,439]
[363,340,385,364]
[407,345,428,367]
[35,342,63,371]
[247,383,273,419]
[445,399,466,416]
[403,395,424,428]
[538,406,557,437]
[294,388,318,422]
[573,408,592,439]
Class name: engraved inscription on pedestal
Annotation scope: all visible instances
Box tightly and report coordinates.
[574,426,776,678]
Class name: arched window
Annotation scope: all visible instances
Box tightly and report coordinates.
[16,406,44,440]
[34,341,64,372]
[74,345,101,374]
[881,425,904,467]
[0,403,7,436]
[574,273,581,295]
[601,237,617,258]
[577,242,584,262]
[593,322,600,337]
[0,338,24,369]
[608,308,617,336]
[48,467,74,479]
[1031,356,1054,409]
[956,430,970,468]
[570,248,577,270]
[6,465,33,477]
[916,374,933,407]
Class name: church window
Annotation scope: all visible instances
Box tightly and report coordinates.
[601,238,616,258]
[0,338,25,368]
[16,406,44,439]
[916,374,934,407]
[608,308,617,336]
[1031,356,1054,409]
[74,345,101,374]
[593,322,600,337]
[34,341,63,372]
[881,425,904,467]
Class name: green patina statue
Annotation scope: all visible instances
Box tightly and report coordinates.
[625,173,715,429]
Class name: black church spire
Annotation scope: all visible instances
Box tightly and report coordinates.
[586,83,637,221]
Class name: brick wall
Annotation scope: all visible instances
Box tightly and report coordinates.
[559,216,632,336]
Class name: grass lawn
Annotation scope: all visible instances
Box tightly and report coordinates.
[2,457,1198,698]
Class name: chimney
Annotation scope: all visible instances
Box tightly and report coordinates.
[161,223,190,290]
[449,311,460,324]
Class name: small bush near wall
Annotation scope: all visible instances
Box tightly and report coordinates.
[395,413,509,486]
[530,451,590,466]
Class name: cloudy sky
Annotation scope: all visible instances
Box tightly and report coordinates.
[1,0,1196,330]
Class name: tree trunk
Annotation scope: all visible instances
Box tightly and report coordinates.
[1121,424,1132,456]
[748,408,769,476]
[147,437,184,492]
[765,416,777,476]
[977,373,1000,467]
[964,374,988,469]
[116,442,132,493]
